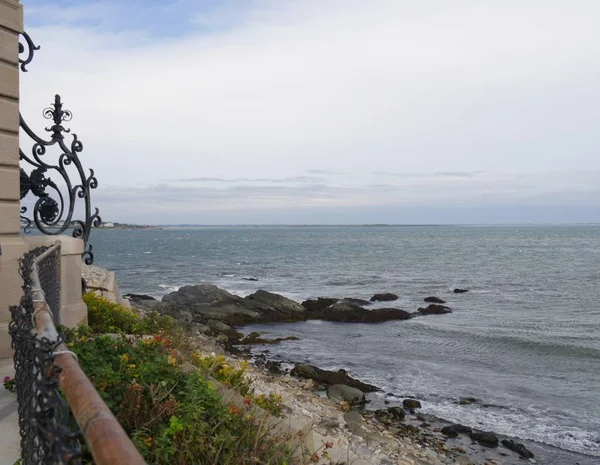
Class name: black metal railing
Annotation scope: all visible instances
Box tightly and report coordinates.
[9,244,82,465]
[18,31,101,265]
[9,246,147,465]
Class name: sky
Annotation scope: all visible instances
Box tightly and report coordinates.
[18,0,600,224]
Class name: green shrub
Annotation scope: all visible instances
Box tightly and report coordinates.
[83,292,173,335]
[65,333,294,464]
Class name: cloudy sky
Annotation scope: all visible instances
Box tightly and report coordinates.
[20,0,600,224]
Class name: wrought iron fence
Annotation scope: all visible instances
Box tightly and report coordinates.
[18,31,101,265]
[9,245,146,465]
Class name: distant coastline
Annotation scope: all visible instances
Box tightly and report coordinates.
[98,222,162,230]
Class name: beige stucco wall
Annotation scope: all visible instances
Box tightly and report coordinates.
[0,1,88,358]
[0,0,23,358]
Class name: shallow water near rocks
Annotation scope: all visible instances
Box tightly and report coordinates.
[92,224,600,464]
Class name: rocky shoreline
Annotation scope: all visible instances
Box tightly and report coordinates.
[120,283,556,465]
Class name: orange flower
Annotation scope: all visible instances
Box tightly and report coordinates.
[228,405,239,415]
[243,396,252,405]
[143,437,153,448]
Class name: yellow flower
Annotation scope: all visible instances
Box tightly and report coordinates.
[143,437,153,448]
[167,355,177,366]
[127,364,136,370]
[120,354,129,364]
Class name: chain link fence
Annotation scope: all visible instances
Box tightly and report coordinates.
[9,244,82,465]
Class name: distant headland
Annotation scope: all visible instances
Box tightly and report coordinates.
[97,221,162,230]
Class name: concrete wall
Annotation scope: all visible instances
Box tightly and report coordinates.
[0,1,88,358]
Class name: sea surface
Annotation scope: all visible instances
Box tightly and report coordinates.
[91,225,600,463]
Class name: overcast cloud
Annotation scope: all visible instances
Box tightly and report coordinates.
[19,0,600,224]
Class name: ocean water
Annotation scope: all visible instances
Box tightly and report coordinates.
[91,225,600,462]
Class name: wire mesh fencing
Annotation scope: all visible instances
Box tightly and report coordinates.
[9,244,82,465]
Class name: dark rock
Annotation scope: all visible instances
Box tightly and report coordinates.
[458,397,478,405]
[402,399,422,409]
[469,430,499,448]
[327,384,365,406]
[418,304,452,315]
[206,319,244,340]
[290,364,378,392]
[424,296,446,304]
[242,277,259,281]
[441,426,459,438]
[454,289,469,294]
[441,424,472,437]
[301,297,339,312]
[374,407,406,424]
[163,284,242,306]
[501,439,534,459]
[237,332,299,345]
[242,290,306,321]
[316,301,413,323]
[123,293,156,301]
[370,293,399,302]
[340,298,371,306]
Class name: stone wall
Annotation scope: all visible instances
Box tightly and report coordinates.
[82,265,131,308]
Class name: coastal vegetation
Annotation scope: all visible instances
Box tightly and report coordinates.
[59,293,298,464]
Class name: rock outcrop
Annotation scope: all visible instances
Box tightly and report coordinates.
[327,384,365,406]
[301,297,339,312]
[424,296,446,304]
[314,302,413,323]
[418,304,452,315]
[501,439,534,458]
[453,288,469,294]
[370,293,398,302]
[290,364,378,392]
[469,430,499,448]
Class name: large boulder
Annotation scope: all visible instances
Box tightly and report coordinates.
[162,284,242,306]
[242,290,306,321]
[418,304,452,315]
[161,284,259,325]
[424,296,446,304]
[402,399,422,409]
[290,364,378,392]
[370,293,398,302]
[301,297,339,312]
[441,424,472,437]
[316,302,413,323]
[469,430,499,448]
[327,384,365,406]
[501,439,534,459]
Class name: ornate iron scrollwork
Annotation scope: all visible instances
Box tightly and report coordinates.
[19,33,101,265]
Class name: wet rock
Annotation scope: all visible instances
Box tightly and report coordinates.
[370,292,399,302]
[424,296,446,304]
[327,384,365,406]
[441,424,473,437]
[374,407,406,424]
[340,297,371,306]
[458,397,478,405]
[317,301,413,323]
[469,430,499,447]
[301,297,339,312]
[418,304,452,315]
[501,439,534,459]
[441,426,459,438]
[402,399,422,409]
[237,332,298,345]
[242,277,259,281]
[454,289,469,294]
[290,364,378,392]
